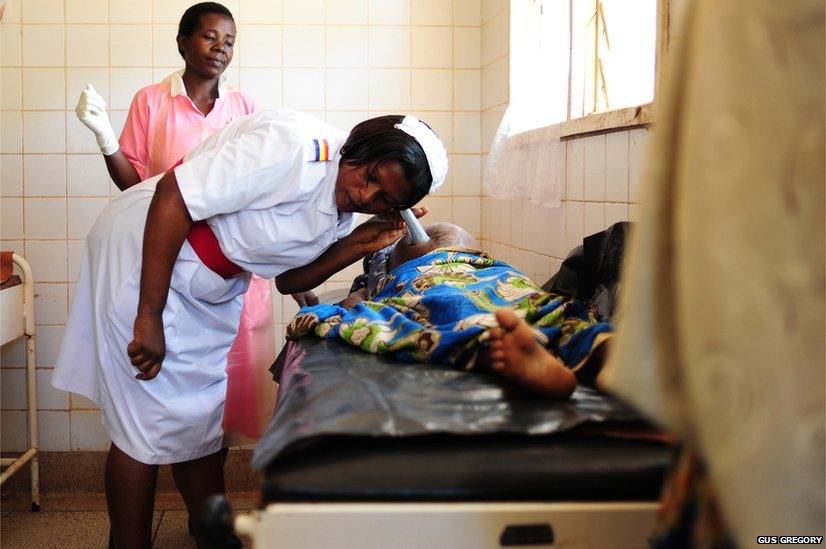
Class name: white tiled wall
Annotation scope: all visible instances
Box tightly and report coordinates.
[478,0,649,286]
[0,0,482,452]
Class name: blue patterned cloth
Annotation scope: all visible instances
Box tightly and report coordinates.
[288,248,613,370]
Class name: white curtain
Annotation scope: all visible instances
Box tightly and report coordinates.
[484,0,569,207]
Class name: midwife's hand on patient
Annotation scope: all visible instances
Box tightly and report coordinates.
[128,313,165,381]
[348,217,406,254]
[75,84,119,155]
[340,287,368,308]
[347,206,429,255]
[401,206,428,221]
[392,206,430,219]
[291,291,319,307]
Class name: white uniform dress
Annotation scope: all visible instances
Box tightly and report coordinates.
[52,110,355,464]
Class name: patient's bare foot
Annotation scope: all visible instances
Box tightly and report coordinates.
[485,309,577,399]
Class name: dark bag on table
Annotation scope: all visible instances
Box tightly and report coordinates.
[542,221,631,322]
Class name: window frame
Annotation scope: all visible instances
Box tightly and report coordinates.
[555,0,669,140]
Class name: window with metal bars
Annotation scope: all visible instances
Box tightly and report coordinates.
[509,0,657,132]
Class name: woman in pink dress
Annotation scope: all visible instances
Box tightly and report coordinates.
[73,3,273,546]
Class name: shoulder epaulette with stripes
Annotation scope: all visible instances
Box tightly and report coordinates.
[309,138,330,161]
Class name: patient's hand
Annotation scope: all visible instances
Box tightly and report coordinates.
[340,287,369,308]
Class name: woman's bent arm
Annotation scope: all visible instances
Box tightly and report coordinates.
[104,151,143,191]
[127,170,192,380]
[276,216,407,295]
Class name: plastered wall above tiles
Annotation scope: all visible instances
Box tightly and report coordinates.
[0,0,483,453]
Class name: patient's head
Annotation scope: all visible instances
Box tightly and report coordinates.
[388,222,479,270]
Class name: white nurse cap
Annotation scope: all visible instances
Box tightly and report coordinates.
[394,116,448,195]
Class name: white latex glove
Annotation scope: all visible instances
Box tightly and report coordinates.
[75,84,119,155]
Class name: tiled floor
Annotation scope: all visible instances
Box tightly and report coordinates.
[1,492,256,548]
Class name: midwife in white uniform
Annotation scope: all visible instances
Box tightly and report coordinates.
[52,109,446,544]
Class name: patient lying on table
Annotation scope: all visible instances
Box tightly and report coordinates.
[287,223,613,398]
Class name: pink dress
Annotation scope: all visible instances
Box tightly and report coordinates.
[119,70,276,442]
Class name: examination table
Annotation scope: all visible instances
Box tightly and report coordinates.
[211,336,670,548]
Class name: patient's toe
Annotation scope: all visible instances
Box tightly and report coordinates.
[497,311,540,356]
[494,308,521,330]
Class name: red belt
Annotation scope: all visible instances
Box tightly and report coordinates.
[187,221,244,278]
[170,158,244,279]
